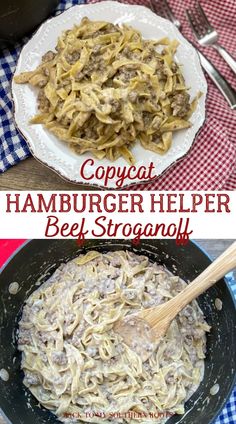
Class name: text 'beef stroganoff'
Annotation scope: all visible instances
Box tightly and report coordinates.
[14,18,199,164]
[18,251,210,423]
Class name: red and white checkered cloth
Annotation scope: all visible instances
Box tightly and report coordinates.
[90,0,236,190]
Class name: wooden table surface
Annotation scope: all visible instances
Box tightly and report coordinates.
[0,239,235,423]
[193,240,236,279]
[195,239,236,278]
[0,157,93,191]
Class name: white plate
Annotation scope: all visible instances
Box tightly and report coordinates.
[12,1,207,188]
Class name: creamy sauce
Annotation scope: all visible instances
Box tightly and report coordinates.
[18,251,210,423]
[210,384,220,396]
[0,368,9,382]
[215,298,223,311]
[8,281,20,295]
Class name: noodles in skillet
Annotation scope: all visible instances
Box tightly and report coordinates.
[14,18,199,164]
[18,251,210,423]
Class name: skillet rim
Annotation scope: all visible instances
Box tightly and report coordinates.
[0,238,235,424]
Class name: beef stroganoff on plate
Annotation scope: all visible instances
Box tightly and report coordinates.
[14,18,199,164]
[18,251,210,423]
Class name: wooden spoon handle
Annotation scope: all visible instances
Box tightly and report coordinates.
[167,241,236,318]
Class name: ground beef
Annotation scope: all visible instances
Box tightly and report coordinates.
[109,256,121,267]
[180,324,205,340]
[40,352,48,363]
[99,278,115,296]
[181,306,195,323]
[142,112,152,126]
[171,92,190,117]
[66,51,80,64]
[142,299,155,308]
[75,71,85,81]
[165,373,175,384]
[39,330,58,344]
[18,329,32,346]
[171,62,178,73]
[42,51,55,63]
[37,89,50,113]
[93,44,101,55]
[24,372,40,386]
[64,313,76,327]
[72,325,85,347]
[118,68,137,82]
[51,351,68,365]
[37,77,48,88]
[128,91,138,103]
[110,98,120,112]
[123,289,137,300]
[155,60,166,80]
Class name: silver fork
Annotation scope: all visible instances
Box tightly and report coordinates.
[150,0,236,109]
[186,1,236,75]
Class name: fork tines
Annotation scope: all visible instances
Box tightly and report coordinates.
[186,1,214,37]
[150,0,181,28]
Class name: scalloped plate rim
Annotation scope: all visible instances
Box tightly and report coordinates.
[12,0,207,189]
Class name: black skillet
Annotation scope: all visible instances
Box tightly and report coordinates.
[0,239,235,424]
[0,0,59,49]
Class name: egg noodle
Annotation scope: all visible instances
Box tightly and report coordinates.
[14,18,199,164]
[18,251,210,423]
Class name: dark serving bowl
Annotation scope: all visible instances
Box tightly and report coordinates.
[0,239,235,424]
[0,0,59,49]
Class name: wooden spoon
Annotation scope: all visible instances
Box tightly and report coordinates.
[114,242,236,362]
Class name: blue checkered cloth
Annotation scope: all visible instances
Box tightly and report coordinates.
[216,387,236,424]
[214,272,236,424]
[0,0,85,173]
